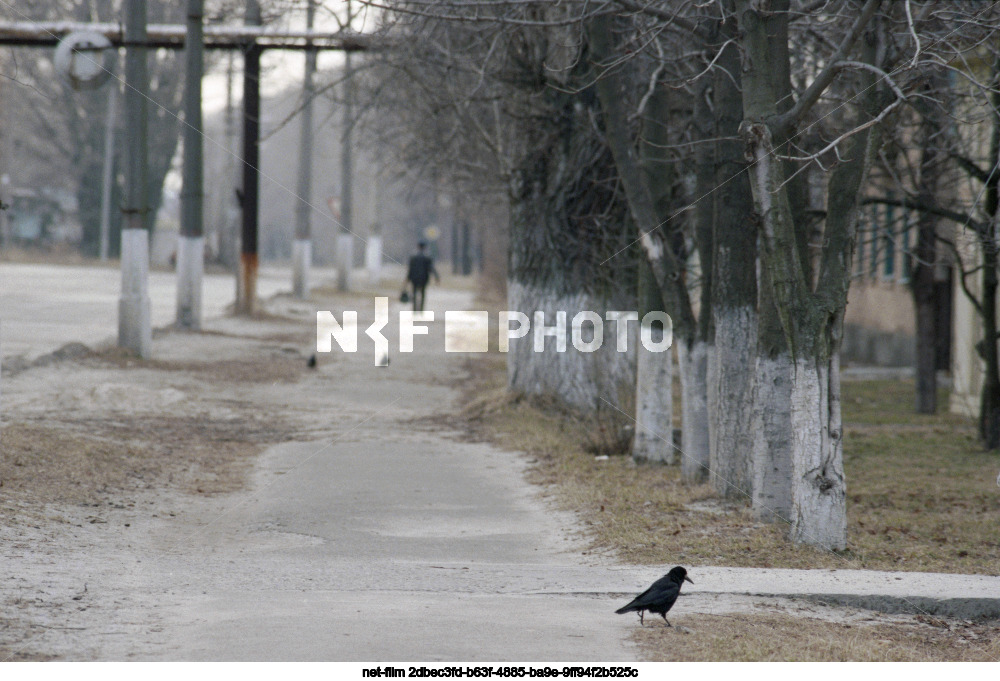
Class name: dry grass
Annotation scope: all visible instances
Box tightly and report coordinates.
[0,414,284,519]
[451,355,1000,574]
[631,612,1000,661]
[86,346,308,384]
[0,345,297,527]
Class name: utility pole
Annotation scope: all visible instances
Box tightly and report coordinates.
[293,0,316,299]
[177,0,204,328]
[220,51,237,269]
[118,0,151,357]
[236,0,262,314]
[336,0,354,293]
[98,75,118,262]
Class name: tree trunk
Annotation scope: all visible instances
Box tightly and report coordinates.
[709,31,758,499]
[789,348,847,548]
[751,357,794,522]
[711,308,757,496]
[980,243,1000,448]
[678,339,711,482]
[628,66,677,464]
[913,255,938,414]
[752,266,795,523]
[736,0,882,549]
[751,1,800,523]
[505,62,638,412]
[912,76,947,414]
[980,75,1000,448]
[686,70,716,484]
[633,257,674,463]
[506,280,636,410]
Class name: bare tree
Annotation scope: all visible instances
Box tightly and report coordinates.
[359,1,641,414]
[1,0,189,256]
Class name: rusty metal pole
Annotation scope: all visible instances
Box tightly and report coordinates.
[236,0,261,315]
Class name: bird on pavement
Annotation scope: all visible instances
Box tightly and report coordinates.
[615,566,693,626]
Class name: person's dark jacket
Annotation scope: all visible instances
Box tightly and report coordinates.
[407,254,437,286]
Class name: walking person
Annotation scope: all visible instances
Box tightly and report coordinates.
[404,240,440,312]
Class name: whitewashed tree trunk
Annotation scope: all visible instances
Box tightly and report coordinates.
[751,351,794,523]
[506,281,636,411]
[678,340,711,482]
[633,342,674,463]
[710,305,757,498]
[789,353,846,549]
[706,346,718,477]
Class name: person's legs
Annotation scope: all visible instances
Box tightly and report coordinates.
[415,285,426,312]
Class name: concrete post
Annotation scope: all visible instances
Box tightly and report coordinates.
[365,234,382,283]
[119,228,152,357]
[177,0,204,329]
[293,0,316,299]
[119,0,151,358]
[336,233,353,291]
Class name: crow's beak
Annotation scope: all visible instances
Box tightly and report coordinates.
[684,576,694,584]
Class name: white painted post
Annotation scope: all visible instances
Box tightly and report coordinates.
[336,233,353,292]
[292,238,312,298]
[119,228,152,357]
[365,234,382,284]
[176,234,204,329]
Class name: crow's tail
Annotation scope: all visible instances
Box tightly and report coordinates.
[615,604,637,614]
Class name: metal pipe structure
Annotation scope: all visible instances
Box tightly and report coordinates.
[177,0,204,328]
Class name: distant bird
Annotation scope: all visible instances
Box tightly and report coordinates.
[307,354,317,368]
[615,566,692,626]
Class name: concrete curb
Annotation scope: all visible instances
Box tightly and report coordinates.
[622,566,1000,620]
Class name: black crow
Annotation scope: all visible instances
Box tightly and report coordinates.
[615,566,692,626]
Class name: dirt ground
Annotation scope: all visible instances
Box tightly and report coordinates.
[0,303,317,660]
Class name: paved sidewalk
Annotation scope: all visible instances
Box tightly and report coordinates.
[0,262,313,361]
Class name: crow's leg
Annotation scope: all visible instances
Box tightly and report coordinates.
[639,611,644,626]
[662,615,671,627]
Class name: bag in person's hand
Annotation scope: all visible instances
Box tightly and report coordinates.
[400,290,410,304]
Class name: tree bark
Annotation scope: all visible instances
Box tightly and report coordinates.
[979,72,1000,449]
[735,0,882,548]
[505,64,638,411]
[751,0,797,523]
[633,255,675,463]
[506,280,637,411]
[911,72,949,414]
[678,339,711,482]
[631,69,676,464]
[709,24,758,499]
[913,119,943,414]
